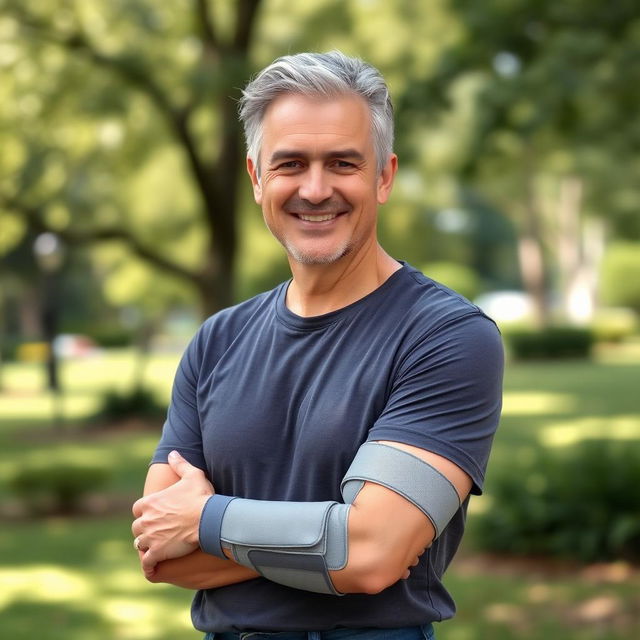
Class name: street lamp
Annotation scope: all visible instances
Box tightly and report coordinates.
[33,232,64,428]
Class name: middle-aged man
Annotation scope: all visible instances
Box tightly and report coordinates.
[132,51,503,640]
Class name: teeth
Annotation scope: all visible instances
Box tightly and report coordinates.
[298,213,337,222]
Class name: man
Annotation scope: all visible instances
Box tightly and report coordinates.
[132,51,503,639]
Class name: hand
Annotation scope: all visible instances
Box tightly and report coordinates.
[132,451,214,575]
[402,547,427,579]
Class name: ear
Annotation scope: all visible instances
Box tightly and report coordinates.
[246,156,262,204]
[376,153,398,205]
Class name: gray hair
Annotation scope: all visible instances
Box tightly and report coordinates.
[239,51,394,175]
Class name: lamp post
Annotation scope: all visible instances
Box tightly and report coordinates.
[33,232,64,429]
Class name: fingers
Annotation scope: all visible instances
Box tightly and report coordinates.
[141,548,161,573]
[132,497,144,519]
[132,517,143,538]
[167,450,200,478]
[143,565,157,581]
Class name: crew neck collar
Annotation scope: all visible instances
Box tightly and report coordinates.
[275,261,410,331]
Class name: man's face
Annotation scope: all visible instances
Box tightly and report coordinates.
[247,93,396,266]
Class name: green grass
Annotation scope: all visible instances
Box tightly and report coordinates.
[1,344,639,639]
[0,517,194,640]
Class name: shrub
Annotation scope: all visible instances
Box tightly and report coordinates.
[9,464,110,515]
[600,243,640,313]
[94,387,167,422]
[505,326,594,359]
[475,441,640,562]
[87,326,135,348]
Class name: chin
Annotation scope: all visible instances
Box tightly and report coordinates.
[286,243,353,266]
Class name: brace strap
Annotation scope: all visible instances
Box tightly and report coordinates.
[201,496,349,595]
[340,441,461,538]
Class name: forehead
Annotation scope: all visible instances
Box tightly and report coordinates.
[261,93,373,153]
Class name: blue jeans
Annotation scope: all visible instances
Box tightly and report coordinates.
[205,624,435,640]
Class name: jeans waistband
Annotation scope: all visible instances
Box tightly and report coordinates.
[205,623,434,640]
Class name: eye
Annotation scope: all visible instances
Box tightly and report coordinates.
[332,159,356,170]
[277,160,302,170]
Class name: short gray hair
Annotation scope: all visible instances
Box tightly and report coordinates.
[239,51,394,175]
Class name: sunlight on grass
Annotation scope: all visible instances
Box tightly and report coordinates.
[540,415,640,447]
[0,393,101,420]
[16,448,116,469]
[502,391,576,416]
[0,566,94,606]
[100,597,193,639]
[0,565,193,640]
[0,349,180,428]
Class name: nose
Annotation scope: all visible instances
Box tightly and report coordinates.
[298,165,333,204]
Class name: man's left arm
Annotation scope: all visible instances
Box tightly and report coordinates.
[132,442,471,595]
[134,458,259,589]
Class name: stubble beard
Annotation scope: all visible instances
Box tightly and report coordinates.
[279,234,354,266]
[271,194,356,265]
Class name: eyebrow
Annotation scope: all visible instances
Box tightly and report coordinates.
[268,148,366,164]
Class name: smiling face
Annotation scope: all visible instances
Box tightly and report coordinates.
[247,93,397,266]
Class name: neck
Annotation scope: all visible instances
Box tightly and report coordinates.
[285,241,401,317]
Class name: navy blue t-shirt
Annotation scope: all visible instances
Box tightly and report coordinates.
[152,262,503,632]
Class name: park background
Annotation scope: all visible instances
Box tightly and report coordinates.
[1,1,639,638]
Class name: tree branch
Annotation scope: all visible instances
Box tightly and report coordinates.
[2,195,200,285]
[194,0,219,51]
[233,0,263,52]
[14,10,217,216]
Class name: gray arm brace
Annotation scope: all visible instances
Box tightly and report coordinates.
[200,442,461,595]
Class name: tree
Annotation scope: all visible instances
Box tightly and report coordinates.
[0,0,262,317]
[398,0,640,325]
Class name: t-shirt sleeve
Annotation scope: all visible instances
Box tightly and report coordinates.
[367,312,504,494]
[150,326,207,471]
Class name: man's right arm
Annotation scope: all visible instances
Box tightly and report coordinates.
[138,463,259,590]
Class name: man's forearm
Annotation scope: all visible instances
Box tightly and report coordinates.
[136,462,258,589]
[147,549,259,590]
[135,444,471,595]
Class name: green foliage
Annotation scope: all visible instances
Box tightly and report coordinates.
[93,387,166,422]
[421,261,482,301]
[9,463,109,515]
[86,325,134,348]
[505,326,594,359]
[590,307,638,343]
[476,441,640,562]
[600,243,640,312]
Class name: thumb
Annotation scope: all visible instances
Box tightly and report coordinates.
[168,450,196,477]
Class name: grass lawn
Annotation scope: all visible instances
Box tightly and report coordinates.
[1,343,639,639]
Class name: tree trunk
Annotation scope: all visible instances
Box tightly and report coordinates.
[197,250,235,319]
[517,232,548,327]
[517,166,550,327]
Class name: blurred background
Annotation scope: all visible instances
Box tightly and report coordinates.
[1,1,639,638]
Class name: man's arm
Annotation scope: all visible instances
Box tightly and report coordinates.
[331,440,470,593]
[136,463,259,589]
[132,442,471,595]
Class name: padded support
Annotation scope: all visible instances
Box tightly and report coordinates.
[341,441,461,538]
[218,498,350,595]
[199,441,460,595]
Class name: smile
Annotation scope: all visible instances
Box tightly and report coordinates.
[297,213,339,222]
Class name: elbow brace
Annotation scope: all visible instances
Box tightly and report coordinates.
[199,442,461,595]
[203,497,350,595]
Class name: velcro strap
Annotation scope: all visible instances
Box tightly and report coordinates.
[219,499,349,596]
[340,441,461,537]
[220,499,335,548]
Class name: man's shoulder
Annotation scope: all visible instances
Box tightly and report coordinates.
[199,284,284,338]
[398,264,495,336]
